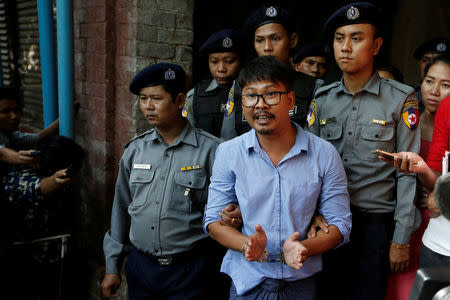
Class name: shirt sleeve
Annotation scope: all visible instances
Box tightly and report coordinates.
[393,93,421,244]
[103,153,133,274]
[203,143,238,232]
[427,97,450,172]
[184,88,196,127]
[11,131,39,150]
[318,142,352,245]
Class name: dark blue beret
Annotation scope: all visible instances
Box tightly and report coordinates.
[293,42,330,64]
[129,63,186,95]
[199,29,245,56]
[243,6,295,38]
[323,2,381,37]
[413,37,450,59]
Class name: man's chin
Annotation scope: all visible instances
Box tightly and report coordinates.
[255,128,273,135]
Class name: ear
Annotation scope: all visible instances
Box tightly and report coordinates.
[373,37,383,56]
[287,91,295,110]
[289,32,298,49]
[175,93,186,109]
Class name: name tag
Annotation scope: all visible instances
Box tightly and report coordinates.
[133,164,151,170]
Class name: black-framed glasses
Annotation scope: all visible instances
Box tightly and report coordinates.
[241,91,290,108]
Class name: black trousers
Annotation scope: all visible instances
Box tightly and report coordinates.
[317,208,394,300]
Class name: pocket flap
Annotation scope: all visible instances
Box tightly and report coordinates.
[361,126,394,141]
[320,124,343,141]
[175,170,207,189]
[130,169,155,183]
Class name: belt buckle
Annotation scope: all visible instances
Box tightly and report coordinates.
[157,257,172,266]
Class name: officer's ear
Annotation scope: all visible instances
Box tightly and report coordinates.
[373,37,383,56]
[289,32,298,49]
[174,93,186,109]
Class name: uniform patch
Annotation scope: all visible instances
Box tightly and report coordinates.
[402,108,419,130]
[224,87,235,117]
[307,108,315,128]
[182,101,189,118]
[402,99,419,109]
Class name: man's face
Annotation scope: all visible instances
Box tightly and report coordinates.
[0,98,20,132]
[294,56,328,78]
[208,52,241,87]
[242,80,294,136]
[254,23,297,66]
[333,23,382,76]
[419,53,440,81]
[139,85,184,130]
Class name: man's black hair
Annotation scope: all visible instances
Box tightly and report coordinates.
[158,82,186,103]
[0,87,20,102]
[435,173,450,221]
[37,135,85,177]
[236,55,294,92]
[424,54,450,78]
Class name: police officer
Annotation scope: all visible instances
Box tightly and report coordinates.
[306,3,421,300]
[220,5,318,140]
[413,37,450,112]
[101,63,224,299]
[293,41,329,80]
[183,29,245,137]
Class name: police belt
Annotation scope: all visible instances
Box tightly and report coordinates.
[137,240,210,266]
[351,205,394,224]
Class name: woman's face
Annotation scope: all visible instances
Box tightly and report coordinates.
[421,62,450,113]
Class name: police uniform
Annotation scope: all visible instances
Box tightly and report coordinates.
[413,37,450,113]
[103,64,225,299]
[307,3,421,300]
[183,29,244,138]
[220,6,319,140]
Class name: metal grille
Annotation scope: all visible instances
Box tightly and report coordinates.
[0,1,14,87]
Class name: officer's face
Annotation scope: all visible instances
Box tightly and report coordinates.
[421,62,450,113]
[333,24,382,76]
[139,85,185,129]
[254,23,297,66]
[208,52,241,87]
[295,56,328,78]
[419,53,440,81]
[0,98,20,132]
[241,80,294,136]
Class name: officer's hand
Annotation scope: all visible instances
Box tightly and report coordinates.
[389,245,410,272]
[101,273,121,298]
[219,203,242,228]
[427,191,440,218]
[307,215,329,238]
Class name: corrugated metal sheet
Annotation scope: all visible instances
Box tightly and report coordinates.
[0,1,14,87]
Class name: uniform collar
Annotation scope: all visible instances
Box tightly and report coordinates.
[205,79,221,92]
[337,72,381,96]
[146,121,198,147]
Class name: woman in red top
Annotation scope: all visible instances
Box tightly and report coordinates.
[386,54,450,300]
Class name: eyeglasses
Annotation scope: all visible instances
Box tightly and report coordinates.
[241,91,290,108]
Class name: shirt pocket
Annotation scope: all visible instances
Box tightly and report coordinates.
[129,169,155,208]
[359,125,395,161]
[171,170,207,212]
[320,123,343,141]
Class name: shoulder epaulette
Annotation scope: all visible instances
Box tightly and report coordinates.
[314,81,340,98]
[124,129,154,149]
[194,128,223,144]
[381,78,415,95]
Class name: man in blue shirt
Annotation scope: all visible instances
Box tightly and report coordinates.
[204,56,351,299]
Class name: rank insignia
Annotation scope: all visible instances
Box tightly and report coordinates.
[181,164,202,172]
[402,108,419,130]
[307,108,315,128]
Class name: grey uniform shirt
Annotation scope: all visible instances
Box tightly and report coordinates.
[103,122,221,274]
[306,73,421,244]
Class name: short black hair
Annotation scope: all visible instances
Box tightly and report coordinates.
[424,54,450,78]
[434,173,450,221]
[37,135,85,177]
[0,87,20,102]
[236,56,294,92]
[377,64,404,83]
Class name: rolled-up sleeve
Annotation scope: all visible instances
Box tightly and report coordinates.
[203,144,238,233]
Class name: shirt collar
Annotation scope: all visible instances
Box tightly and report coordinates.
[337,72,381,96]
[205,79,221,92]
[146,121,198,147]
[244,122,308,157]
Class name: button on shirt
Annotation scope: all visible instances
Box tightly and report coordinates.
[104,122,221,274]
[203,123,351,295]
[307,73,421,244]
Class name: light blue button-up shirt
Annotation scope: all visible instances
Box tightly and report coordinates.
[203,123,351,295]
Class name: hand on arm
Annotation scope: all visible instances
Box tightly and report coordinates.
[218,203,243,229]
[101,273,121,298]
[307,214,329,238]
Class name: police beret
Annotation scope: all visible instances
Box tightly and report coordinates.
[243,5,295,38]
[199,29,245,55]
[293,42,330,64]
[413,37,450,59]
[129,63,186,95]
[323,2,381,37]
